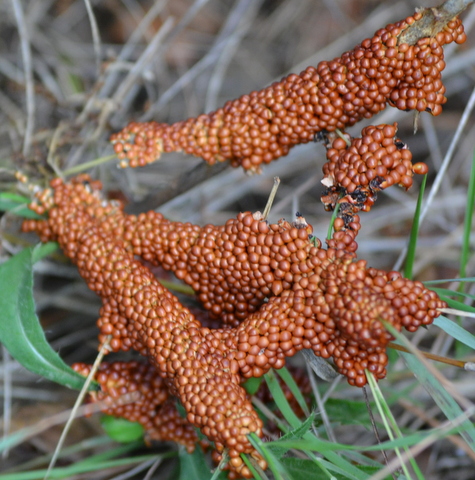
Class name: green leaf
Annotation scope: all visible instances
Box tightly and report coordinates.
[0,192,43,219]
[429,287,475,302]
[275,366,310,416]
[264,370,301,428]
[178,445,212,480]
[279,457,328,480]
[424,276,475,285]
[32,242,59,263]
[434,316,475,350]
[243,376,262,395]
[268,412,316,458]
[249,433,287,480]
[386,325,475,451]
[323,399,373,428]
[0,247,89,390]
[100,415,144,443]
[404,173,427,280]
[0,453,163,480]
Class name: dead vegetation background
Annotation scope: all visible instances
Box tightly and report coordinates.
[1,0,475,479]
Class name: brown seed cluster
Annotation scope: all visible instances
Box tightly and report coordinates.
[322,123,422,195]
[23,177,446,474]
[110,16,465,172]
[73,360,312,459]
[72,361,201,452]
[320,123,429,231]
[24,177,267,477]
[23,176,446,467]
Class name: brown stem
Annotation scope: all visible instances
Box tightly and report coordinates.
[398,0,473,45]
[388,342,466,368]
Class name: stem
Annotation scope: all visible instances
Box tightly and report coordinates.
[398,0,474,45]
[388,342,467,368]
[262,177,280,220]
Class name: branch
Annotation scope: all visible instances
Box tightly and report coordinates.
[398,0,474,45]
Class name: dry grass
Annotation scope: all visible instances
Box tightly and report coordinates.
[1,1,475,479]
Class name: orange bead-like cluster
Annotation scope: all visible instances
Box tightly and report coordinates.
[323,123,417,194]
[22,175,446,476]
[110,16,465,172]
[73,360,311,457]
[72,361,201,451]
[320,123,429,230]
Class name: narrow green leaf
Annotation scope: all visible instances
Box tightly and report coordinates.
[274,366,310,416]
[366,371,424,480]
[0,192,43,219]
[249,433,286,480]
[264,370,301,428]
[386,325,475,451]
[100,415,144,443]
[267,412,316,458]
[178,445,212,480]
[429,287,475,302]
[0,454,164,480]
[244,376,263,395]
[32,242,59,263]
[326,201,342,241]
[323,399,373,428]
[440,295,475,313]
[424,277,475,285]
[278,457,330,480]
[0,247,90,390]
[434,316,475,350]
[404,174,427,280]
[241,453,265,480]
[459,148,475,282]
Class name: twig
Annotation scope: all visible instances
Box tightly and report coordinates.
[398,0,474,45]
[262,177,280,220]
[398,397,475,461]
[388,341,468,368]
[83,0,102,77]
[362,386,396,480]
[43,336,112,480]
[11,0,35,157]
[368,405,475,480]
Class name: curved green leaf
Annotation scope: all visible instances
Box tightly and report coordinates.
[0,247,90,390]
[0,192,43,219]
[434,315,475,350]
[100,415,144,443]
[178,445,212,480]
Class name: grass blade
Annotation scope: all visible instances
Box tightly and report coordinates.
[459,148,475,282]
[404,174,427,280]
[0,192,43,219]
[274,366,310,416]
[385,324,475,451]
[433,315,475,350]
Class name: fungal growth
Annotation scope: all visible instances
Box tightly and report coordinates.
[110,15,465,172]
[23,174,445,476]
[17,4,469,477]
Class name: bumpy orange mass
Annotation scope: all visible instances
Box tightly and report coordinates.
[19,7,468,477]
[110,16,465,172]
[23,172,445,476]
